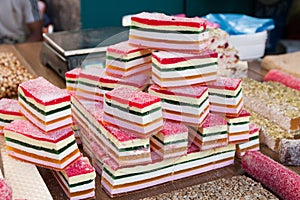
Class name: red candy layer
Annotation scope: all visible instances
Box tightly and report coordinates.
[160,120,188,136]
[152,50,218,65]
[0,98,23,116]
[131,12,207,29]
[208,77,241,90]
[19,77,70,106]
[65,68,82,79]
[105,87,160,109]
[264,69,300,91]
[4,120,74,143]
[242,151,300,200]
[149,84,208,99]
[201,113,226,128]
[249,123,259,135]
[65,157,94,177]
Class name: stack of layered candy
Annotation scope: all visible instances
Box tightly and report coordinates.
[1,77,96,200]
[66,12,261,197]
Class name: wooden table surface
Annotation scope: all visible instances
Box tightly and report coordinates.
[2,42,299,199]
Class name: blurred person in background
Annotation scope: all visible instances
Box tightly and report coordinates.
[0,0,43,44]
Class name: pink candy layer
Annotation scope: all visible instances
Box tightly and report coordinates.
[19,77,70,106]
[242,151,300,200]
[131,12,207,29]
[105,87,160,109]
[160,120,188,136]
[201,113,226,128]
[264,69,300,91]
[152,50,217,65]
[0,98,22,116]
[4,120,74,143]
[107,41,146,55]
[65,157,95,177]
[208,77,241,90]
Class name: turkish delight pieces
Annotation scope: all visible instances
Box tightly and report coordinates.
[151,50,218,87]
[106,41,152,77]
[0,98,24,135]
[4,120,80,170]
[75,66,104,102]
[102,123,152,167]
[148,84,209,126]
[279,139,300,166]
[71,96,152,167]
[189,113,228,151]
[129,12,210,52]
[18,77,72,132]
[101,144,236,197]
[65,68,82,91]
[236,123,260,158]
[242,151,300,200]
[103,87,163,138]
[150,120,188,159]
[226,109,250,144]
[208,77,243,117]
[53,157,96,200]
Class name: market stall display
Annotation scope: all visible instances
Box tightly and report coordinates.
[0,10,299,200]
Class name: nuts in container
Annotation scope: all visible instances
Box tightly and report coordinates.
[0,52,34,98]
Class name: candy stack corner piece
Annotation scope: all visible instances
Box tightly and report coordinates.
[99,70,150,93]
[0,98,24,135]
[189,113,228,151]
[226,108,250,144]
[129,12,210,53]
[18,76,72,132]
[150,120,188,159]
[65,68,82,91]
[236,123,260,158]
[74,66,104,102]
[151,50,218,88]
[53,156,96,200]
[102,123,152,167]
[3,119,81,170]
[208,77,243,117]
[103,87,163,138]
[148,84,209,127]
[106,40,152,78]
[71,95,152,168]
